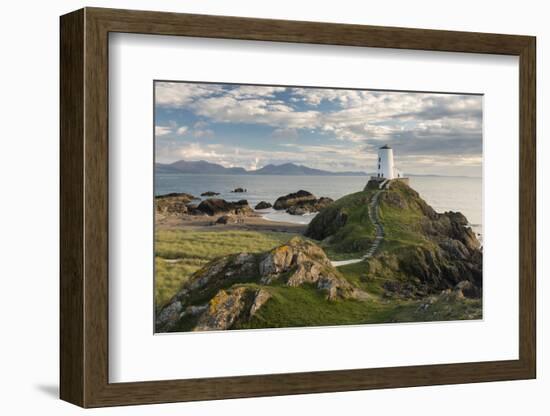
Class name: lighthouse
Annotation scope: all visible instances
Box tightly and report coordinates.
[369,145,408,188]
[377,144,396,179]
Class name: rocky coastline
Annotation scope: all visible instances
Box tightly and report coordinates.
[155,179,482,332]
[155,188,335,222]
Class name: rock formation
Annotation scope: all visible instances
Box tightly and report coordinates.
[155,237,367,332]
[306,179,482,297]
[155,192,197,216]
[274,190,334,215]
[273,190,317,210]
[254,201,272,210]
[196,198,253,216]
[286,196,334,215]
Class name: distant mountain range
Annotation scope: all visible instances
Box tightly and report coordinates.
[155,160,370,176]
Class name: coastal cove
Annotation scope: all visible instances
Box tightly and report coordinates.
[155,173,482,236]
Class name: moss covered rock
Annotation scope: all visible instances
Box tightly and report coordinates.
[155,237,366,332]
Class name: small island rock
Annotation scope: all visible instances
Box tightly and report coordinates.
[254,201,272,210]
[273,190,317,210]
[196,198,252,216]
[286,196,334,215]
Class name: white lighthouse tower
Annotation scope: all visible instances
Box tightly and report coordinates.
[377,144,395,179]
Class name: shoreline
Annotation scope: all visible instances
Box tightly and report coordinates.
[156,212,308,234]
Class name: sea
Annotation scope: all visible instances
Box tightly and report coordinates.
[155,174,483,238]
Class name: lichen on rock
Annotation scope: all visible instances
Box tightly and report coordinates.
[156,237,367,332]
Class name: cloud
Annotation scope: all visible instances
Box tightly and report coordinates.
[155,82,222,107]
[155,125,172,137]
[190,95,318,129]
[229,86,286,99]
[155,82,483,175]
[176,126,188,136]
[272,128,299,139]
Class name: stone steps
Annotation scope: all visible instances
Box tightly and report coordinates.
[364,188,386,258]
[332,186,388,267]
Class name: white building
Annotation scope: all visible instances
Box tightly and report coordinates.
[376,144,403,179]
[371,144,409,185]
[377,144,394,179]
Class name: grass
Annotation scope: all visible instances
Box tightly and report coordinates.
[377,185,437,250]
[336,262,390,297]
[155,229,295,307]
[236,283,481,330]
[156,179,483,330]
[311,191,377,257]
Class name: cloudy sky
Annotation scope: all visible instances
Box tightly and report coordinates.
[154,81,482,177]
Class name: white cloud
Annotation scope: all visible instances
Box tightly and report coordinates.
[155,82,482,174]
[229,86,286,99]
[192,95,318,129]
[176,126,188,136]
[272,128,298,139]
[155,125,172,137]
[155,82,222,107]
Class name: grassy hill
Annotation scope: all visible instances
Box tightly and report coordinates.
[155,180,482,332]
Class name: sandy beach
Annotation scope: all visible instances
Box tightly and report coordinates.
[156,212,308,234]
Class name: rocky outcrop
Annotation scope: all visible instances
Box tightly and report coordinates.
[258,238,365,301]
[194,287,270,331]
[286,197,333,215]
[231,187,247,193]
[196,198,253,216]
[156,192,196,200]
[273,190,317,210]
[274,190,334,215]
[254,201,272,210]
[201,191,220,197]
[155,192,197,216]
[155,237,367,332]
[307,179,483,297]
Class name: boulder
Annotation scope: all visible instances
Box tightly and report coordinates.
[254,201,272,210]
[196,198,253,216]
[273,190,316,210]
[194,287,271,331]
[257,237,365,300]
[201,191,220,197]
[155,238,367,332]
[216,214,234,224]
[231,187,247,193]
[306,207,349,240]
[286,197,333,215]
[155,192,197,200]
[155,192,197,216]
[155,301,183,332]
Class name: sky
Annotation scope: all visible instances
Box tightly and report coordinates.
[154,81,483,177]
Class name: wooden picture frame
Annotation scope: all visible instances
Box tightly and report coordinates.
[60,7,536,408]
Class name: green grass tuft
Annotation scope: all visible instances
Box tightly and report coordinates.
[155,229,294,307]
